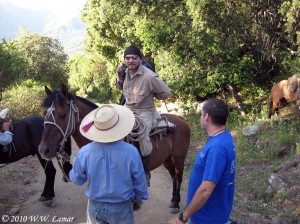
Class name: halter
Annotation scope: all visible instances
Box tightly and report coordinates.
[44,100,79,182]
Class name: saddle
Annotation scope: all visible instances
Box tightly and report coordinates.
[150,116,176,140]
[127,115,176,143]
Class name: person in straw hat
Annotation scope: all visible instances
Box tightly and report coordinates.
[69,104,148,224]
[0,108,13,146]
[0,122,12,145]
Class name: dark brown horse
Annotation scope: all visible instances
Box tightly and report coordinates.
[268,75,300,119]
[38,84,191,213]
[0,115,72,207]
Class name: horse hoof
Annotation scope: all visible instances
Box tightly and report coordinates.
[44,200,56,207]
[170,207,180,214]
[38,196,46,201]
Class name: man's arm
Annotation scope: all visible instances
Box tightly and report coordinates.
[131,151,149,202]
[69,151,87,186]
[0,122,13,145]
[0,132,13,145]
[151,75,172,100]
[115,64,125,90]
[176,181,216,223]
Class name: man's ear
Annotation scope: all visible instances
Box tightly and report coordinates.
[204,113,209,122]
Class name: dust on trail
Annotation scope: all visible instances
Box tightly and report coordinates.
[0,154,187,224]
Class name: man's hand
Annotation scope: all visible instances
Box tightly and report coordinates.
[116,63,124,82]
[70,155,76,165]
[2,122,11,132]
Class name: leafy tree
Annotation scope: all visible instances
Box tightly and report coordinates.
[68,53,112,102]
[279,0,300,74]
[0,41,27,94]
[82,0,299,115]
[12,32,69,87]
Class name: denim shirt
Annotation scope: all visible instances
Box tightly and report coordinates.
[69,141,148,202]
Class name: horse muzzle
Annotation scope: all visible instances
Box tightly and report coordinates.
[38,145,57,160]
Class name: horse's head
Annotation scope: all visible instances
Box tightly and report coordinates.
[287,76,299,93]
[38,84,78,160]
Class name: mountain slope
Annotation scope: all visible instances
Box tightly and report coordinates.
[0,0,85,56]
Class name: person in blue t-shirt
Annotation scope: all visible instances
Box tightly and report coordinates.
[176,98,236,224]
[69,104,148,224]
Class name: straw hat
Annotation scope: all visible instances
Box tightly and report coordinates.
[0,108,9,119]
[79,104,135,142]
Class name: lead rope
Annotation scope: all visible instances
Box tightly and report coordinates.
[125,115,160,151]
[126,115,146,142]
[56,154,72,182]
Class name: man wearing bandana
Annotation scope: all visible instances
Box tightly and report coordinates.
[116,45,171,187]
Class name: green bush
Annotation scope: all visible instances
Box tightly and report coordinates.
[0,79,45,118]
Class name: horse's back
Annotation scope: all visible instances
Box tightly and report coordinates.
[271,80,286,96]
[149,113,190,170]
[161,113,190,143]
[0,115,44,163]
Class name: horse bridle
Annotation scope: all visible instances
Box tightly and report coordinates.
[44,100,79,182]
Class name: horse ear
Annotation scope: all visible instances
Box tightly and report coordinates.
[61,84,70,98]
[45,86,52,95]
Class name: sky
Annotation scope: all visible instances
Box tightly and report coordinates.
[1,0,86,15]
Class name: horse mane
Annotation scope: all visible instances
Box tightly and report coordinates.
[73,95,98,110]
[41,89,98,110]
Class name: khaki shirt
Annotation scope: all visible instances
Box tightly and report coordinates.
[116,64,171,110]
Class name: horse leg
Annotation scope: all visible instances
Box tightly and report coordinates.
[36,154,56,207]
[163,156,181,214]
[276,108,282,123]
[268,99,274,119]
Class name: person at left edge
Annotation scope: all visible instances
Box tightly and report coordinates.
[0,121,13,145]
[69,104,148,224]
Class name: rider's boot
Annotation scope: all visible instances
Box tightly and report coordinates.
[141,155,151,187]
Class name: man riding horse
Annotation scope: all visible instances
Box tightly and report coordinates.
[115,45,172,186]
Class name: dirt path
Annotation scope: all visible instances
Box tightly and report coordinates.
[0,154,187,224]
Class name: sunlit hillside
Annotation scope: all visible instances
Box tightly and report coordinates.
[0,0,85,56]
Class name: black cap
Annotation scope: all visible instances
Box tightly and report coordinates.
[124,45,142,59]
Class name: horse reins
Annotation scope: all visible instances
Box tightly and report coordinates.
[44,100,79,182]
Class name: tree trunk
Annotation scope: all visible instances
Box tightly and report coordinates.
[227,84,246,117]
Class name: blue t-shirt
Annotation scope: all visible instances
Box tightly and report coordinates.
[186,130,236,224]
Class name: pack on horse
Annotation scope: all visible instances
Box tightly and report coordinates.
[0,112,72,207]
[268,75,300,120]
[38,84,191,213]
